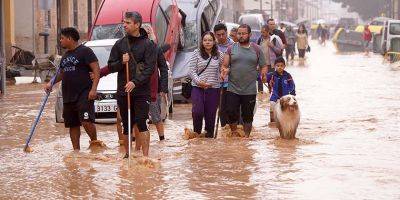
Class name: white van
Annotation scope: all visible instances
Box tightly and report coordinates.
[238,14,266,43]
[381,19,400,54]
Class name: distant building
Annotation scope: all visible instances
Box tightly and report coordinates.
[242,0,318,22]
[388,0,400,19]
[1,0,102,62]
[221,0,244,22]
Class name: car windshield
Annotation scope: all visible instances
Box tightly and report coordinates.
[88,46,113,68]
[91,23,151,40]
[389,23,400,35]
[91,24,124,40]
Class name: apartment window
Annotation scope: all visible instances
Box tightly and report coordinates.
[88,0,92,29]
[46,10,51,28]
[73,0,78,27]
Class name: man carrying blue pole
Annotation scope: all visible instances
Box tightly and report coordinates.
[44,27,103,150]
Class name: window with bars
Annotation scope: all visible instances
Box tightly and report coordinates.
[46,10,51,28]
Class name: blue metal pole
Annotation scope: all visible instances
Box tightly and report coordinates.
[24,61,61,151]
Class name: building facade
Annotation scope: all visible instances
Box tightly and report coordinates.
[2,0,102,62]
[1,0,4,95]
[221,0,244,22]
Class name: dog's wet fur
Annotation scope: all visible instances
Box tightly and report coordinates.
[274,95,300,139]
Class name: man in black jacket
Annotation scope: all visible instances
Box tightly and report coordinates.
[107,11,156,158]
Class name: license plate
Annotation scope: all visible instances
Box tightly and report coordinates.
[95,103,117,113]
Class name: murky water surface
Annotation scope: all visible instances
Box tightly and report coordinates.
[1,41,400,199]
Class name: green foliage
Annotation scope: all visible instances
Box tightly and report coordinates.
[332,0,386,20]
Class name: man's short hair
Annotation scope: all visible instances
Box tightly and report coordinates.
[214,23,227,32]
[275,57,286,65]
[125,11,142,26]
[267,18,275,24]
[238,24,251,34]
[61,27,80,41]
[262,25,269,31]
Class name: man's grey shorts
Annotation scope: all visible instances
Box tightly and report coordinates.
[149,95,162,123]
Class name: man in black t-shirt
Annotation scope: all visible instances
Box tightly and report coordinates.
[44,27,102,150]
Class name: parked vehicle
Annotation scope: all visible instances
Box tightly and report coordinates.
[337,17,358,30]
[55,39,117,123]
[380,19,400,56]
[172,0,222,101]
[55,39,174,123]
[89,0,183,68]
[225,22,239,35]
[238,14,265,43]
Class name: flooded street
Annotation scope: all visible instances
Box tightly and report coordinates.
[1,41,400,199]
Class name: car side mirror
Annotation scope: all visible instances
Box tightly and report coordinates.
[161,44,171,53]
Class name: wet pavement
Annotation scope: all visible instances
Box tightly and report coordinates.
[1,41,400,199]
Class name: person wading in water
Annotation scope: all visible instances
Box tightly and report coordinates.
[220,24,268,137]
[44,27,103,150]
[107,11,156,158]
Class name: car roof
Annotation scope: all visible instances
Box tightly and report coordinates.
[95,0,156,25]
[84,39,119,47]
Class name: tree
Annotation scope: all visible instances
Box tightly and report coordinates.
[332,0,386,20]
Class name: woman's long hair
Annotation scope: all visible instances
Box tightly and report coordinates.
[298,24,308,35]
[199,31,219,60]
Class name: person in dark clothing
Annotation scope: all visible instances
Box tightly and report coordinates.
[107,11,156,158]
[267,19,287,57]
[44,27,102,150]
[214,23,233,128]
[142,24,169,143]
[267,57,296,124]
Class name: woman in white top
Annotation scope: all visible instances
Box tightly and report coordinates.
[296,24,309,65]
[189,31,223,138]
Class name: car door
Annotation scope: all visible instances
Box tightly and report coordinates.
[155,0,181,67]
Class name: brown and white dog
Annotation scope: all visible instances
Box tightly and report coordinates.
[274,95,300,139]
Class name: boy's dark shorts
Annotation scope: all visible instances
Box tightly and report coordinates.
[63,91,95,128]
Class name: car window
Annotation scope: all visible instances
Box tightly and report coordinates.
[160,0,173,20]
[91,24,124,40]
[91,23,152,40]
[183,21,197,50]
[89,46,112,68]
[389,23,400,35]
[156,6,168,45]
[203,0,218,27]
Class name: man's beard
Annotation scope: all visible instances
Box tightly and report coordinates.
[239,37,250,44]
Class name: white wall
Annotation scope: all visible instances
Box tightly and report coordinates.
[14,0,34,52]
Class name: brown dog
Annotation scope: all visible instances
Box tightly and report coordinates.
[274,95,300,139]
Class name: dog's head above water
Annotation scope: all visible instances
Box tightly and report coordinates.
[279,95,298,112]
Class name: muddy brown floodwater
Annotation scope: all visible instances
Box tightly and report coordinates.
[1,41,400,199]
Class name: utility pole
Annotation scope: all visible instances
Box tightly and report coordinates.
[1,0,5,95]
[270,0,273,18]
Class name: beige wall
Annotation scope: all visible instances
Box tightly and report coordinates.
[4,0,100,57]
[4,0,15,61]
